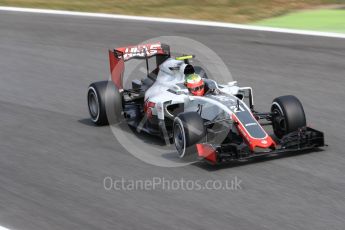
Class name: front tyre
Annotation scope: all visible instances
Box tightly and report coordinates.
[173,112,206,159]
[87,81,122,126]
[271,95,306,138]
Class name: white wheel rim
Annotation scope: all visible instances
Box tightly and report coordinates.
[88,87,100,122]
[174,118,186,158]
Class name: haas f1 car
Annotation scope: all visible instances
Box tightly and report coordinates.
[87,43,325,164]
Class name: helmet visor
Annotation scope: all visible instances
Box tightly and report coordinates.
[189,83,204,92]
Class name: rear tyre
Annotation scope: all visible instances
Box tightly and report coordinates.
[271,95,306,138]
[173,112,206,159]
[87,81,123,126]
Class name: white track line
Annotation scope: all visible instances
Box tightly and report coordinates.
[0,6,345,39]
[0,226,11,230]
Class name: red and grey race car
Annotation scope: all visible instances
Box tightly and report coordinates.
[87,42,325,164]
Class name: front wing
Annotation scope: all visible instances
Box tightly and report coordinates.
[196,127,325,164]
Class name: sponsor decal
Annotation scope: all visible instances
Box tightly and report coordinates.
[121,43,162,60]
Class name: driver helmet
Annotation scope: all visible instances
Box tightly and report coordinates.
[185,73,205,96]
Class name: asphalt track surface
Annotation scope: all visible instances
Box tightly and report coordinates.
[0,11,345,230]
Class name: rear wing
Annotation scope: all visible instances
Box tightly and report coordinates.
[109,42,170,89]
[114,42,170,61]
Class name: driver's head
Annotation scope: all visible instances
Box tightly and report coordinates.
[185,73,205,96]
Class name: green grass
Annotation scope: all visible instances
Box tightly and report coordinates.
[1,0,344,33]
[0,0,343,23]
[254,9,345,33]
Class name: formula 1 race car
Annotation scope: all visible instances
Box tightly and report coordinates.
[87,42,325,164]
